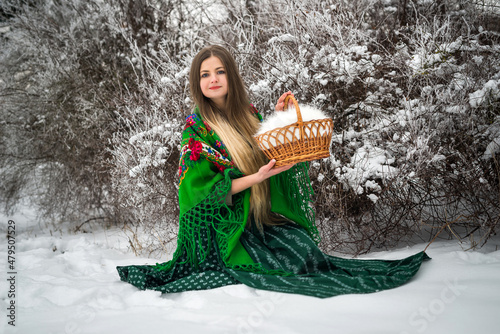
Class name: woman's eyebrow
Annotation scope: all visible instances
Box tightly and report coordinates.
[200,67,225,73]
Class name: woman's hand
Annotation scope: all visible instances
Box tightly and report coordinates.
[257,159,294,181]
[275,91,295,111]
[229,159,295,196]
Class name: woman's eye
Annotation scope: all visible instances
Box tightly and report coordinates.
[217,70,225,75]
[201,73,209,78]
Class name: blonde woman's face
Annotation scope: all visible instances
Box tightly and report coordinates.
[200,56,228,109]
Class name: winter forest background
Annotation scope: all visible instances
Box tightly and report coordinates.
[1,0,499,256]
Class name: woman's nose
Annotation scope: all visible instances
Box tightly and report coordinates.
[210,74,218,82]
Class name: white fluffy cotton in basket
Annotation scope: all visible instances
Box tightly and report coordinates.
[255,105,328,135]
[255,104,331,149]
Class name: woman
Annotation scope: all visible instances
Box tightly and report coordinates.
[117,45,429,298]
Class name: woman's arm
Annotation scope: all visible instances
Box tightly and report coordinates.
[229,159,294,196]
[228,92,295,198]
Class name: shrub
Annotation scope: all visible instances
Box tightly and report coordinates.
[1,0,498,256]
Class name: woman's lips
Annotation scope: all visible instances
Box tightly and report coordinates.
[209,86,221,90]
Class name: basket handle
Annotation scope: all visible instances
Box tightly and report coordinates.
[284,95,302,123]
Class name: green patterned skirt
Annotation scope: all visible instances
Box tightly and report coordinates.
[116,222,429,298]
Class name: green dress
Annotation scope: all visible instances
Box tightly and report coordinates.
[116,105,429,298]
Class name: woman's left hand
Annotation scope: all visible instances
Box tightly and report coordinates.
[257,159,295,180]
[275,91,295,111]
[229,159,295,196]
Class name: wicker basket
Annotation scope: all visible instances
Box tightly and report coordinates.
[255,96,333,167]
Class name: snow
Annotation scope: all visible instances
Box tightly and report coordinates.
[249,79,270,95]
[334,142,398,195]
[160,77,172,84]
[268,34,297,44]
[483,138,500,159]
[1,208,499,334]
[367,193,379,203]
[126,123,175,177]
[128,123,173,145]
[469,79,500,108]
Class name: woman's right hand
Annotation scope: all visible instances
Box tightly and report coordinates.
[275,91,295,111]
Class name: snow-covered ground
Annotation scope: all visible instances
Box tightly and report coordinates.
[1,207,499,334]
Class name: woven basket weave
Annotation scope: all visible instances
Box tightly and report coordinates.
[255,96,333,167]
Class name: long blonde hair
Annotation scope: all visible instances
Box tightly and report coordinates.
[189,45,273,230]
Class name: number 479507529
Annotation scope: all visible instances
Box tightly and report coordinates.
[7,220,16,271]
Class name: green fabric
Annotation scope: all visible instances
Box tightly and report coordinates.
[232,223,430,298]
[117,221,429,298]
[116,106,430,298]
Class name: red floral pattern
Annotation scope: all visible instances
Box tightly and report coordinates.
[188,138,202,161]
[179,110,256,184]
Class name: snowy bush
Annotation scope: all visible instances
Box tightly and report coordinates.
[0,0,136,224]
[108,50,191,256]
[304,0,500,254]
[106,1,209,255]
[216,0,500,254]
[1,0,499,256]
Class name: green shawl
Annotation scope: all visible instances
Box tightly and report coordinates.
[155,105,318,275]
